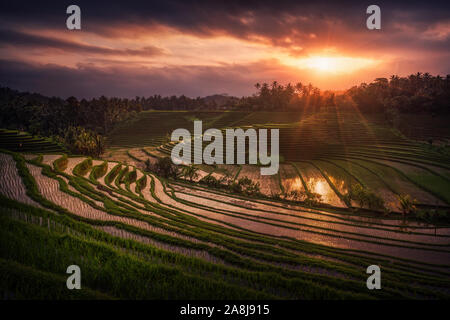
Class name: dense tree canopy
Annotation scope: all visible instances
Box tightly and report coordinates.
[346,73,450,114]
[240,81,325,112]
[242,73,450,114]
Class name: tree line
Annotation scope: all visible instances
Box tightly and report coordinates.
[238,73,450,114]
[347,73,450,114]
[1,72,448,156]
[0,88,227,156]
[236,81,334,112]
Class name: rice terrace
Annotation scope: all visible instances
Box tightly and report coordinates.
[1,0,450,306]
[2,99,450,300]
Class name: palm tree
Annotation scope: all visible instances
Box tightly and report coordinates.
[271,81,278,90]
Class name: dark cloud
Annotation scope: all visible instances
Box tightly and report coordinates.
[3,52,449,99]
[1,1,449,43]
[0,29,165,57]
[0,58,273,98]
[0,1,449,97]
[0,1,447,62]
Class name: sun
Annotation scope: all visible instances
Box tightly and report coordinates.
[309,57,333,71]
[282,55,378,74]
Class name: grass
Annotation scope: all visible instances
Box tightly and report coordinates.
[53,154,68,171]
[0,212,274,300]
[90,161,108,180]
[1,110,450,299]
[73,158,93,177]
[105,163,122,186]
[135,175,148,194]
[107,111,252,149]
[0,257,111,300]
[0,128,66,153]
[3,151,450,298]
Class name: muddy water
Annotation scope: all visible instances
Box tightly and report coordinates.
[294,162,346,207]
[314,160,358,196]
[307,176,345,207]
[280,164,306,199]
[283,177,305,200]
[0,153,41,207]
[173,183,450,236]
[172,189,450,264]
[42,154,62,166]
[173,191,450,246]
[238,165,281,196]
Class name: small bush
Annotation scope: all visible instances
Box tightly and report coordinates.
[415,209,450,223]
[105,164,121,185]
[228,177,261,196]
[118,167,130,184]
[145,157,180,179]
[304,192,322,207]
[73,158,93,176]
[91,161,108,180]
[200,175,221,188]
[346,184,385,211]
[288,190,308,202]
[53,154,68,171]
[181,165,199,182]
[397,194,418,215]
[126,170,137,184]
[136,175,147,193]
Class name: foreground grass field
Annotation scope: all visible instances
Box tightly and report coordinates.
[1,149,450,299]
[1,110,450,299]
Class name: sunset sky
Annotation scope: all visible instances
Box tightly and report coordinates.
[0,0,449,98]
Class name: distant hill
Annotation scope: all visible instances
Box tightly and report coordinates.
[202,94,239,107]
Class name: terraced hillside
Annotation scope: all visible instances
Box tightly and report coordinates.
[1,110,450,299]
[0,129,66,154]
[396,114,450,145]
[117,111,450,212]
[107,111,253,149]
[1,150,450,299]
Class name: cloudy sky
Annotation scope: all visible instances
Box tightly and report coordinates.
[0,0,449,98]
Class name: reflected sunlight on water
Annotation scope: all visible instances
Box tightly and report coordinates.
[328,176,349,194]
[284,177,304,192]
[307,177,343,205]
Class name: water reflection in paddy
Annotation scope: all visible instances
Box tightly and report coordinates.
[306,177,343,206]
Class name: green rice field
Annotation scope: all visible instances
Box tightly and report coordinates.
[1,110,450,299]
